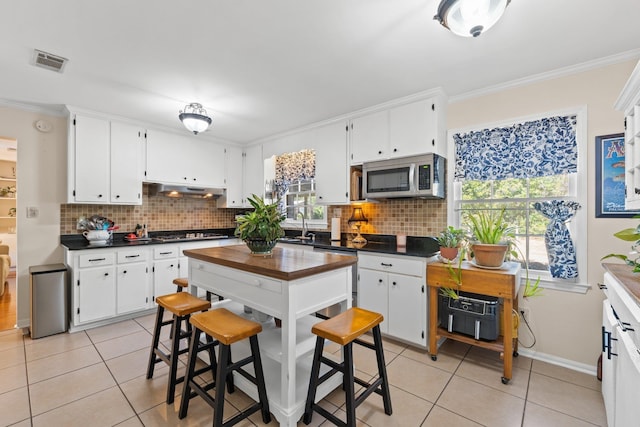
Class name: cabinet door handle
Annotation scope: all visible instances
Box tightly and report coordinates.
[123,270,127,274]
[393,148,397,152]
[597,283,607,290]
[115,195,120,199]
[381,263,392,267]
[378,150,382,155]
[159,252,172,255]
[104,272,109,276]
[378,279,383,283]
[392,281,397,286]
[125,254,140,258]
[89,258,106,262]
[170,264,174,268]
[97,194,103,198]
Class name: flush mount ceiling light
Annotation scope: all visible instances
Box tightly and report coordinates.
[434,0,511,38]
[178,103,212,135]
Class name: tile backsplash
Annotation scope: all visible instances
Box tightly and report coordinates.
[61,184,447,237]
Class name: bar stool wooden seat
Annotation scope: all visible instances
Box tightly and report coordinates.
[303,307,392,426]
[146,292,212,404]
[173,277,216,302]
[179,308,271,427]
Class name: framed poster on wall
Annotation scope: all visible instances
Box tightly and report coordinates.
[595,133,640,218]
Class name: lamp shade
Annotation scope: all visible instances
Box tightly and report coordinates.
[348,207,368,223]
[179,103,212,134]
[434,0,510,38]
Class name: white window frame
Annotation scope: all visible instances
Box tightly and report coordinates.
[281,178,328,229]
[446,106,589,294]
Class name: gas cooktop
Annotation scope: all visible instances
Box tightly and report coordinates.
[151,233,228,242]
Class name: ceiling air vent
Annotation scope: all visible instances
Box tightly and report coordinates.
[32,49,68,73]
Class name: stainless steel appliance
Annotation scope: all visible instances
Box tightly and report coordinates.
[312,247,357,318]
[362,153,445,199]
[149,183,225,199]
[152,232,228,242]
[29,263,68,339]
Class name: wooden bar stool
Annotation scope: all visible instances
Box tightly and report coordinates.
[146,292,212,404]
[303,307,392,427]
[179,308,271,427]
[173,277,216,302]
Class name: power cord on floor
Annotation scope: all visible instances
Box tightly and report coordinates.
[518,309,537,348]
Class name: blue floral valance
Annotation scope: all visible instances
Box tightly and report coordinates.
[454,115,577,181]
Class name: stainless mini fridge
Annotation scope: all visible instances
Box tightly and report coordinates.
[30,263,69,339]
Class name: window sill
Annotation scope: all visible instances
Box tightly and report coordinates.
[519,276,591,295]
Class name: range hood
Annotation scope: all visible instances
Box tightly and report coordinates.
[149,183,225,199]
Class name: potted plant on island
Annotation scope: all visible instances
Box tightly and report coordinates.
[601,217,640,271]
[436,226,466,261]
[467,208,515,268]
[234,194,286,254]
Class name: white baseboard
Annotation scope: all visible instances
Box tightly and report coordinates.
[518,348,597,377]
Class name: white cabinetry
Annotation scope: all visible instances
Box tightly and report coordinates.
[314,121,350,204]
[357,253,427,347]
[70,251,117,325]
[221,144,264,208]
[116,249,150,314]
[152,245,180,301]
[615,60,640,210]
[145,129,226,187]
[68,113,144,204]
[602,271,640,426]
[349,93,447,165]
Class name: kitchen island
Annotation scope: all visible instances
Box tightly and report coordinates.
[183,244,357,427]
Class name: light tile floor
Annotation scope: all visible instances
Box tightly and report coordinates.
[0,314,607,427]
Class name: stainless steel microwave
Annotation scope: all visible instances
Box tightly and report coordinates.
[362,153,445,199]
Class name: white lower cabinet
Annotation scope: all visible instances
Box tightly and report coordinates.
[602,271,640,426]
[152,245,180,301]
[116,248,150,314]
[77,265,116,324]
[357,253,427,347]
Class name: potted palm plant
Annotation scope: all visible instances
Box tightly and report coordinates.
[234,194,286,254]
[467,208,515,268]
[436,226,465,261]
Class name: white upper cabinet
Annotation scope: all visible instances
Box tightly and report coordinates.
[68,112,143,205]
[220,144,263,208]
[110,121,144,204]
[349,110,389,164]
[314,121,350,204]
[349,93,447,165]
[145,129,226,187]
[615,60,640,210]
[244,144,264,201]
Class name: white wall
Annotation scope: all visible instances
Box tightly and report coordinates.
[0,105,67,328]
[448,59,639,368]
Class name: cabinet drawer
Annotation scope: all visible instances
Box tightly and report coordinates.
[358,253,424,277]
[78,252,115,268]
[154,246,179,259]
[117,249,148,264]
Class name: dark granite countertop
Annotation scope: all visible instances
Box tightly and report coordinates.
[61,228,440,258]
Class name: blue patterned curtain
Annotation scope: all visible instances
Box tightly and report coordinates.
[274,149,316,200]
[454,115,577,181]
[533,200,581,279]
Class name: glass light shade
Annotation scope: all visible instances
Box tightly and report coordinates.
[434,0,510,38]
[348,207,368,223]
[179,103,212,134]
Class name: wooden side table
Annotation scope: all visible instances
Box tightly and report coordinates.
[427,261,521,384]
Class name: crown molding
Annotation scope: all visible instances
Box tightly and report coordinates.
[450,49,640,104]
[0,98,67,117]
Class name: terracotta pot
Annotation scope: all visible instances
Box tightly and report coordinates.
[439,247,459,261]
[471,243,508,267]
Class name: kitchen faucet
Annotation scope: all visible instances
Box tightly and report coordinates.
[298,210,312,240]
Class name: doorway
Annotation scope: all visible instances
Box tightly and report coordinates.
[0,136,17,331]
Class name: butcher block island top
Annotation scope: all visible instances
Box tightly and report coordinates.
[183,244,356,281]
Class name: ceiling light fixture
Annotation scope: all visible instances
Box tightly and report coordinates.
[434,0,510,38]
[178,103,212,135]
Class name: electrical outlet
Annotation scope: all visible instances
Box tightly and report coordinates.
[520,307,530,320]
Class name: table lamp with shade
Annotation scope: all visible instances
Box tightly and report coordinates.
[348,207,368,244]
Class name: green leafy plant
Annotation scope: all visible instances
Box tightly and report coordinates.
[436,226,466,248]
[234,195,286,242]
[467,208,515,245]
[439,247,466,300]
[601,216,640,272]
